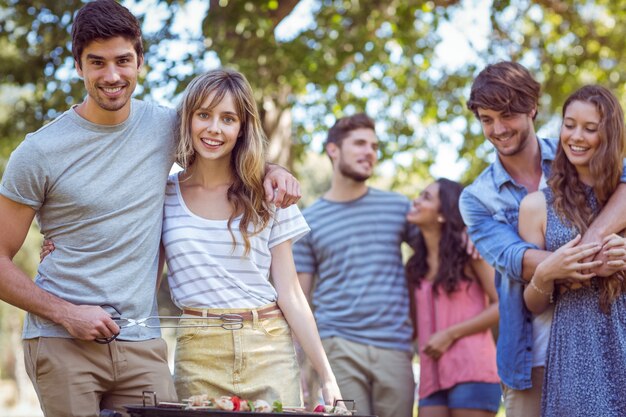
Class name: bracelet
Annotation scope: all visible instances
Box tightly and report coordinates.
[529,279,554,304]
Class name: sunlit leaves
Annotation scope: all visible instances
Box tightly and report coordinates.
[3,0,626,187]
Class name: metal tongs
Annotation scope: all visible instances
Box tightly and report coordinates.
[95,304,244,344]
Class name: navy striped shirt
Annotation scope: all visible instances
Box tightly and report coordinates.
[293,188,418,351]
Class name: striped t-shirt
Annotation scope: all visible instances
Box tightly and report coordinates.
[293,188,418,352]
[162,173,310,309]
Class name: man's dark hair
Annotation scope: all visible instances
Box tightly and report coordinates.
[467,61,541,120]
[71,0,143,68]
[325,113,375,148]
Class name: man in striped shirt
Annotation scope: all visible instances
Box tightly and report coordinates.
[294,113,418,417]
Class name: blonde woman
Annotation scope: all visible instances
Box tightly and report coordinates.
[162,68,341,407]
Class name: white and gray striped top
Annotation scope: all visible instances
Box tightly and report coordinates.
[162,173,310,309]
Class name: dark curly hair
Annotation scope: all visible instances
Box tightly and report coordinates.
[406,178,471,295]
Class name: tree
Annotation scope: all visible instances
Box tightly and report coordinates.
[193,0,466,169]
[1,0,470,175]
[3,1,626,180]
[0,1,85,162]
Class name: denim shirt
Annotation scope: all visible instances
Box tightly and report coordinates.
[459,137,557,390]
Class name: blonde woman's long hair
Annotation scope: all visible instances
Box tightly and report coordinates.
[548,84,626,312]
[176,68,270,254]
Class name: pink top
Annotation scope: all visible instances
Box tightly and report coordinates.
[414,279,499,399]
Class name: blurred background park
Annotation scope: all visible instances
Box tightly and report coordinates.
[1,0,626,415]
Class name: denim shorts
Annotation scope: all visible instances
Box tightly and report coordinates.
[419,382,502,412]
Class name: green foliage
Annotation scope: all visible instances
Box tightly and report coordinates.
[294,150,332,208]
[190,1,448,167]
[3,0,626,182]
[0,1,83,149]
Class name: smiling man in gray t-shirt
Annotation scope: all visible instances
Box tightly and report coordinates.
[0,2,179,414]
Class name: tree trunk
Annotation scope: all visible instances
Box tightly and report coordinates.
[261,89,294,170]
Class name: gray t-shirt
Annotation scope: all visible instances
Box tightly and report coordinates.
[0,99,177,340]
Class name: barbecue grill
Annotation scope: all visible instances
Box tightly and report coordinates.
[99,392,377,417]
[124,406,375,417]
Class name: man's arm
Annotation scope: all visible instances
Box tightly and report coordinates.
[0,195,119,340]
[517,184,626,279]
[263,163,302,208]
[462,203,584,282]
[581,184,626,277]
[582,184,626,258]
[463,181,626,282]
[519,192,602,312]
[520,249,551,281]
[297,272,314,304]
[518,185,626,280]
[459,191,537,283]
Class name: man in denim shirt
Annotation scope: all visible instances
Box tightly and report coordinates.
[459,61,626,417]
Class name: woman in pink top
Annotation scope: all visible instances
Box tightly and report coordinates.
[406,179,500,417]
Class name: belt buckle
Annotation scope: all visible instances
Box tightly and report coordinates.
[220,313,244,330]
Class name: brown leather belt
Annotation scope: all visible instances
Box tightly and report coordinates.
[182,304,283,321]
